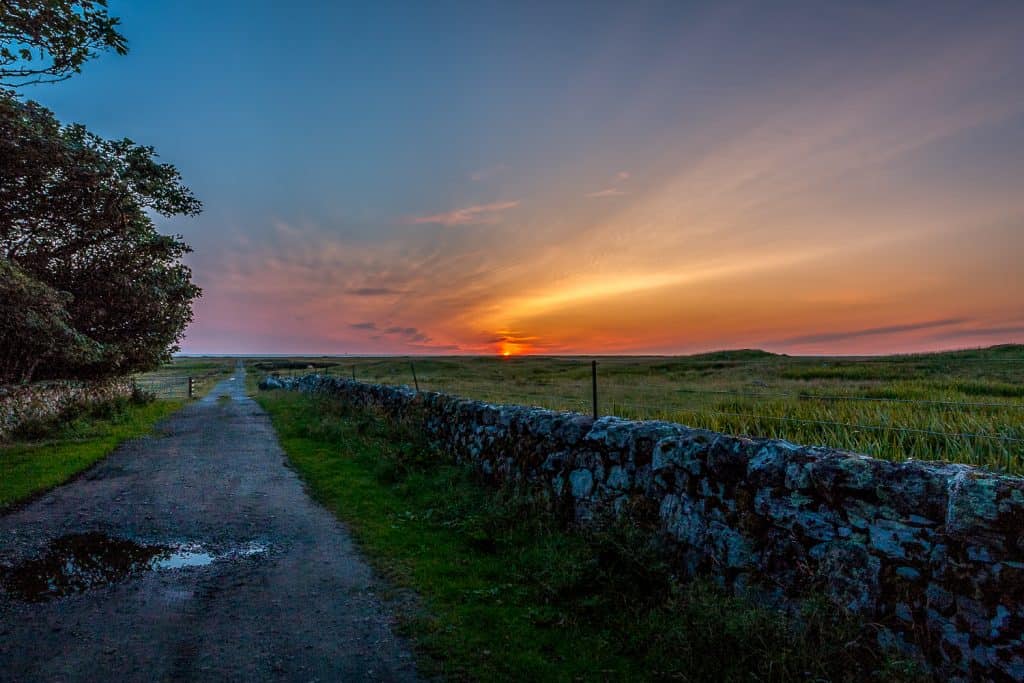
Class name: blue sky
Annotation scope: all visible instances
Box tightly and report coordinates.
[21,1,1024,354]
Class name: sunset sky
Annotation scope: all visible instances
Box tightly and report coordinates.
[25,1,1024,355]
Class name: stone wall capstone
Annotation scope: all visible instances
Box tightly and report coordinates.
[267,373,1024,681]
[0,377,134,440]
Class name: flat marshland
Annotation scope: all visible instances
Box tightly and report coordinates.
[252,345,1024,473]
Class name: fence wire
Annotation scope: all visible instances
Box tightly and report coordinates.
[599,399,1024,444]
[132,375,192,399]
[267,356,1024,471]
[597,384,1024,411]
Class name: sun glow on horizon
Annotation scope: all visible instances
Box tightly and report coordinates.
[170,2,1024,357]
[498,340,527,357]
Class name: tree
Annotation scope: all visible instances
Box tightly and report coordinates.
[0,93,202,381]
[1,0,126,86]
[0,2,200,383]
[0,258,100,384]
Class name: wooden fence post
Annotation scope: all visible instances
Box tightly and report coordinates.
[591,360,598,420]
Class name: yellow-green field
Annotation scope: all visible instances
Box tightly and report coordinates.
[250,345,1024,473]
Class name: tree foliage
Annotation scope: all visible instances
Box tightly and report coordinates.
[0,2,201,384]
[0,0,126,86]
[0,93,202,382]
[0,258,100,383]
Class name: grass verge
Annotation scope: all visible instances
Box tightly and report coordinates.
[0,397,182,509]
[258,389,924,682]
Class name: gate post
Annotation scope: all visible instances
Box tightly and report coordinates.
[591,360,598,420]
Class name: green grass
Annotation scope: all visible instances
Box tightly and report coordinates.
[252,345,1024,472]
[258,389,923,682]
[0,398,182,509]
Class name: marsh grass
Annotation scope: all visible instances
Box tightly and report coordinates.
[253,345,1024,472]
[258,389,924,681]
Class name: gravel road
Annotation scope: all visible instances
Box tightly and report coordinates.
[0,363,421,682]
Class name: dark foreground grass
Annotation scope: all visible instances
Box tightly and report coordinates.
[0,398,182,509]
[258,389,923,682]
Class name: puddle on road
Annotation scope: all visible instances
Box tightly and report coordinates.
[0,533,268,602]
[150,544,215,571]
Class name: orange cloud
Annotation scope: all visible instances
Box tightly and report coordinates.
[182,22,1024,356]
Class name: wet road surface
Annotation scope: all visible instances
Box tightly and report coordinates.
[0,364,420,681]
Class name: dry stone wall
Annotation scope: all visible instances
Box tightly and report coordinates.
[266,373,1024,681]
[0,378,133,440]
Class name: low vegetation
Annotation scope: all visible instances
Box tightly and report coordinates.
[257,388,923,681]
[0,396,181,509]
[256,345,1024,472]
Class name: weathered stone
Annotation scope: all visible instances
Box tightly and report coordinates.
[660,494,706,547]
[268,373,1024,680]
[1,377,134,439]
[606,465,630,490]
[895,566,922,582]
[868,518,931,561]
[814,540,881,614]
[711,522,755,570]
[929,581,950,614]
[895,603,914,623]
[653,433,712,475]
[551,475,565,497]
[946,471,1000,537]
[541,451,569,472]
[569,469,594,499]
[258,376,285,390]
[746,444,789,487]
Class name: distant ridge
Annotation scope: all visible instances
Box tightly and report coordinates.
[686,349,783,361]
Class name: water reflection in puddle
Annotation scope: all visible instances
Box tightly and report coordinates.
[151,544,215,571]
[0,533,267,602]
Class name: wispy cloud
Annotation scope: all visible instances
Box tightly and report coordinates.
[780,318,968,346]
[350,320,434,344]
[470,164,507,182]
[928,324,1024,341]
[485,330,541,344]
[587,170,630,198]
[346,287,404,296]
[385,326,431,343]
[586,187,625,198]
[411,201,520,226]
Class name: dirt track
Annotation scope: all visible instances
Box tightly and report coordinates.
[0,364,420,682]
